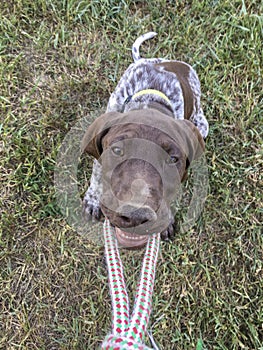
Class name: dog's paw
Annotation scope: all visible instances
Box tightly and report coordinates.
[160,217,177,241]
[82,188,103,221]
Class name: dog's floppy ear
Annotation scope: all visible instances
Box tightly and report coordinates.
[180,120,205,164]
[81,111,122,159]
[172,120,205,181]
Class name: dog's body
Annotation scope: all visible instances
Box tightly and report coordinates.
[82,32,209,248]
[107,32,208,138]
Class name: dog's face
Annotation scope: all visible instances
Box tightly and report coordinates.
[82,110,204,248]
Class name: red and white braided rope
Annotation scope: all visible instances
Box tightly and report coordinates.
[102,219,160,350]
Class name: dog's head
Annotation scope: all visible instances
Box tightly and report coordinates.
[82,109,205,248]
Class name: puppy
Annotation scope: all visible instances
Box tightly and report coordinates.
[82,32,208,248]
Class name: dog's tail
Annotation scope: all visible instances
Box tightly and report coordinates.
[132,32,157,62]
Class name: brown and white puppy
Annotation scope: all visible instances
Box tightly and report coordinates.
[82,32,208,248]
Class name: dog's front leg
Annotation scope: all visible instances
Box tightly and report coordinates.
[83,159,103,220]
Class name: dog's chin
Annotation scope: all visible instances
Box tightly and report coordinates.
[115,227,150,249]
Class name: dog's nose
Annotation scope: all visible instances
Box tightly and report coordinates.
[117,205,157,228]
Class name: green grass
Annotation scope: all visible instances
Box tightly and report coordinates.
[0,0,262,349]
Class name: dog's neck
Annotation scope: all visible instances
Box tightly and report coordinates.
[123,100,174,118]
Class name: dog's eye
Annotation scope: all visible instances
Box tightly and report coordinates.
[167,155,178,164]
[111,146,124,156]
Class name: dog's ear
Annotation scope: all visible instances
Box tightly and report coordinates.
[180,120,205,163]
[81,112,122,159]
[173,120,205,181]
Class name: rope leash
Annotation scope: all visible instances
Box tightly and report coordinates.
[101,219,160,350]
[101,219,204,350]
